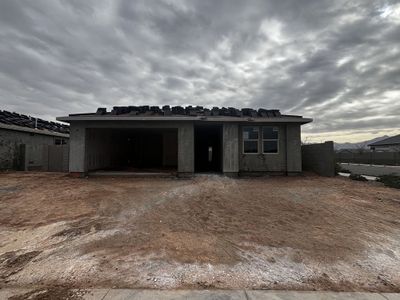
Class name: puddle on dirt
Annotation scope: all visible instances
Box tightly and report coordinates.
[0,186,20,195]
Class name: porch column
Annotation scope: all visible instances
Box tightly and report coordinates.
[222,123,239,176]
[68,122,87,176]
[177,122,194,176]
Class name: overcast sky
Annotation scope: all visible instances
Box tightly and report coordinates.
[0,0,399,142]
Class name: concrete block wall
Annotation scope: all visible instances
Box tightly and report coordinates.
[24,144,69,172]
[336,151,400,166]
[302,141,335,177]
[48,146,69,172]
[26,144,46,171]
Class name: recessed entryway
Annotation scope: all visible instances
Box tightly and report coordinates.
[194,124,222,173]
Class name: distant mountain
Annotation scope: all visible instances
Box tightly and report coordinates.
[334,136,389,150]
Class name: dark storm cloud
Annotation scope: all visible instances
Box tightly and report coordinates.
[0,0,399,140]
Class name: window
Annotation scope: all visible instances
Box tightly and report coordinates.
[262,126,279,153]
[243,126,259,153]
[55,138,67,145]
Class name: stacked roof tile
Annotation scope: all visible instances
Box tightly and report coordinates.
[83,105,285,118]
[0,110,69,134]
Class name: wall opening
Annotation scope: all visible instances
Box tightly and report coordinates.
[194,124,222,173]
[86,128,178,173]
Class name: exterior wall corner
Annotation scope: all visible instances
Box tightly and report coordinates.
[222,123,239,173]
[286,124,302,174]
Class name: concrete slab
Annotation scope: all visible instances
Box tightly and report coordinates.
[89,171,176,178]
[78,289,110,300]
[103,289,246,300]
[381,294,400,300]
[0,289,398,300]
[246,291,387,300]
[101,289,139,300]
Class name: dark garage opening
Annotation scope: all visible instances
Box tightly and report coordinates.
[86,128,178,173]
[194,124,222,173]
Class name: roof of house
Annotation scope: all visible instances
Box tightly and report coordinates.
[57,105,312,124]
[368,134,400,147]
[0,110,70,136]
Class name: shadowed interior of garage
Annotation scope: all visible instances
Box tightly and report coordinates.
[86,128,178,172]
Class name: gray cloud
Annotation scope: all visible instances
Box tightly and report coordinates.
[0,0,399,141]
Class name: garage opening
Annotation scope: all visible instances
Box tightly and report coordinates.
[194,124,222,173]
[86,128,177,174]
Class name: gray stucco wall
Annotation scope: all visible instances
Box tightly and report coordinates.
[177,123,194,174]
[286,124,302,174]
[69,122,87,173]
[0,128,60,170]
[302,141,335,177]
[222,123,239,174]
[67,120,305,175]
[238,124,287,173]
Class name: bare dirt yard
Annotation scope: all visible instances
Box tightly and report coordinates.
[0,172,399,293]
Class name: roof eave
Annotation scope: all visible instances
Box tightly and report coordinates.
[0,123,70,138]
[57,116,313,124]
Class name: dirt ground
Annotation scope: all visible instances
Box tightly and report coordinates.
[0,172,399,292]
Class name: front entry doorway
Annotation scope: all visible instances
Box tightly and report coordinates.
[194,124,222,173]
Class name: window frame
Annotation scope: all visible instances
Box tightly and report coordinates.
[55,138,67,146]
[262,126,279,154]
[242,126,259,154]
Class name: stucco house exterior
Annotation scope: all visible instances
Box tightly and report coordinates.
[0,110,70,170]
[57,106,312,177]
[368,134,400,152]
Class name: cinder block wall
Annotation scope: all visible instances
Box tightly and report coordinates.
[302,141,335,177]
